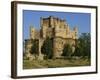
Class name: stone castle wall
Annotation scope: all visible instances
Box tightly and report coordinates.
[40,16,78,39]
[25,16,78,59]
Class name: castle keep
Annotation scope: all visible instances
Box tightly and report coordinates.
[24,16,78,60]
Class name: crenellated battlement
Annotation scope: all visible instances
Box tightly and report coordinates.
[39,16,78,39]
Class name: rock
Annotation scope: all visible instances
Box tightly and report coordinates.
[37,54,44,60]
[26,53,35,61]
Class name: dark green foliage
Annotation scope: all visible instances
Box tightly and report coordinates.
[41,37,53,59]
[30,39,39,54]
[73,46,81,56]
[62,44,72,58]
[74,33,91,58]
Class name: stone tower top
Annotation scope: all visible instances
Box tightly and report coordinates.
[73,27,78,39]
[73,27,78,32]
[30,26,36,39]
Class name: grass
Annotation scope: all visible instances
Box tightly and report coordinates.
[23,58,91,69]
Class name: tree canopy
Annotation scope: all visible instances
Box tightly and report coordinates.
[62,44,72,58]
[41,37,53,59]
[74,33,91,58]
[30,39,39,54]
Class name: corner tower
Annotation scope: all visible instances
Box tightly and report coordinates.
[30,26,36,39]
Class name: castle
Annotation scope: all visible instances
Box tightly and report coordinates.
[24,16,78,60]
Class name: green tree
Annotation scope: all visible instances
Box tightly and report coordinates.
[30,39,38,54]
[74,33,91,58]
[41,37,53,59]
[62,44,72,58]
[73,45,81,57]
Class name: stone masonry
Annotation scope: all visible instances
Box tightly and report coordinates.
[24,16,78,60]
